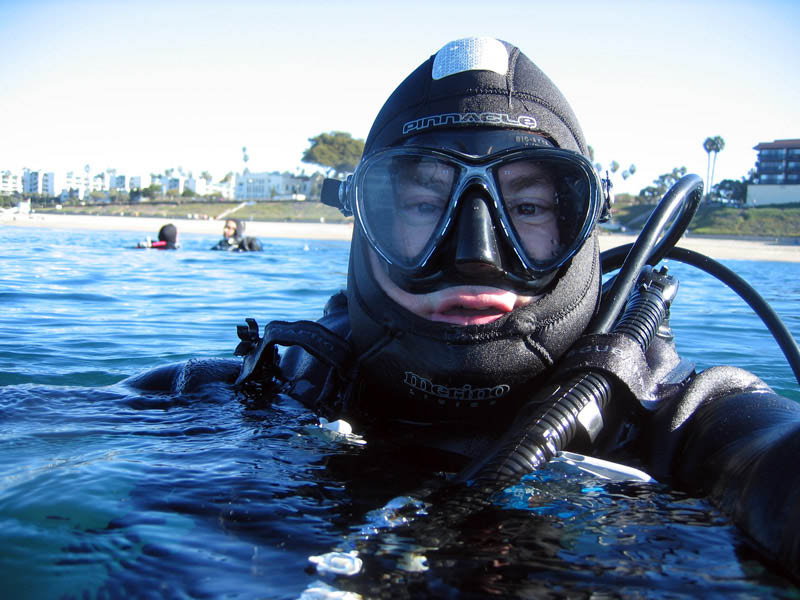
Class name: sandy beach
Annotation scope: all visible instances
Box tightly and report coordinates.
[3,211,799,262]
[2,211,355,241]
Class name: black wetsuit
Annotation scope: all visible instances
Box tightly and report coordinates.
[123,289,800,580]
[211,236,263,252]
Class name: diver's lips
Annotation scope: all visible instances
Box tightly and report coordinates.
[429,292,517,325]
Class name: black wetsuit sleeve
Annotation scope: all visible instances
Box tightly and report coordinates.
[122,358,242,394]
[245,237,262,251]
[646,366,800,579]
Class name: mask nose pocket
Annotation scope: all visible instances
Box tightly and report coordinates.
[454,192,504,279]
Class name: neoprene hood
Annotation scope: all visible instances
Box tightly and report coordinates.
[363,37,588,157]
[344,38,601,427]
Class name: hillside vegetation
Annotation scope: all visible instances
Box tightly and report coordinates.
[687,204,800,238]
[609,197,800,239]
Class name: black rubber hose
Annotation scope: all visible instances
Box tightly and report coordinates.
[589,174,703,334]
[460,268,675,487]
[459,177,701,487]
[467,371,612,486]
[602,244,800,386]
[613,279,671,349]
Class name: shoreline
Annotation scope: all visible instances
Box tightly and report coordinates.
[1,211,354,241]
[3,211,799,262]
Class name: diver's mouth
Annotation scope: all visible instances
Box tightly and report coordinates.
[430,293,516,325]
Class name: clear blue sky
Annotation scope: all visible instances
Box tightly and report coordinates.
[1,0,797,194]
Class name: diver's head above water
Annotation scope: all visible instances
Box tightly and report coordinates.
[223,219,244,240]
[158,223,179,249]
[355,127,602,324]
[323,37,604,425]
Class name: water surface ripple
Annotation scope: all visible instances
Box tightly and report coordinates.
[1,226,798,598]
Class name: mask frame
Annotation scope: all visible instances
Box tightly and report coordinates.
[322,130,607,294]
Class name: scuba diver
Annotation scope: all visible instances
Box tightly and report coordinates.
[210,218,263,252]
[125,37,800,578]
[136,223,179,249]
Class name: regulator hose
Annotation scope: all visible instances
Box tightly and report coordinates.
[601,244,800,385]
[457,266,678,487]
[589,174,703,334]
[456,175,703,488]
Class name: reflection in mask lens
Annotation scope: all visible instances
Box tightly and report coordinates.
[494,158,561,263]
[362,156,458,266]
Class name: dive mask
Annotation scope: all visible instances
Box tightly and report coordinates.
[323,130,606,294]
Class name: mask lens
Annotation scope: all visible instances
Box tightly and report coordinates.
[358,152,459,267]
[354,147,598,281]
[494,155,593,269]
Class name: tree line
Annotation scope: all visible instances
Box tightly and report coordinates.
[301,132,748,206]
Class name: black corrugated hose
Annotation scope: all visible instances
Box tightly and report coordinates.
[456,175,704,488]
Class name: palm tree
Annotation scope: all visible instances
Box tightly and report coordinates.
[703,136,725,199]
[709,136,725,197]
[703,137,715,198]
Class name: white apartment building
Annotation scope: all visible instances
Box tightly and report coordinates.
[2,166,316,202]
[41,172,65,197]
[164,176,184,195]
[746,139,800,206]
[90,171,129,194]
[234,171,311,201]
[61,171,92,200]
[184,175,207,196]
[1,170,22,195]
[212,180,235,199]
[184,176,235,199]
[128,175,164,191]
[22,169,41,194]
[109,174,126,191]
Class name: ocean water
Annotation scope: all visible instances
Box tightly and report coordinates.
[0,225,798,599]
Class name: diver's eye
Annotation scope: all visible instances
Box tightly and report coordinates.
[397,194,447,224]
[412,202,442,215]
[506,199,557,225]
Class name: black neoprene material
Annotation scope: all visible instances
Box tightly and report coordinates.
[364,40,587,157]
[345,232,601,426]
[644,366,800,578]
[341,39,603,426]
[158,224,178,248]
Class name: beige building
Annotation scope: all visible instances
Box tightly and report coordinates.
[746,139,800,206]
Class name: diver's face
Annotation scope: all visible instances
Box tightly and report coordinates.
[373,160,560,326]
[223,221,237,238]
[390,159,560,263]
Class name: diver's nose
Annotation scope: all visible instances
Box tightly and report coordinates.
[454,191,503,278]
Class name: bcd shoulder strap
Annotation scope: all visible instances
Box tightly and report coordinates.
[234,317,353,386]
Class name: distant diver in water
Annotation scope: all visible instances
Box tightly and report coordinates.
[136,223,179,249]
[125,37,800,580]
[210,218,262,252]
